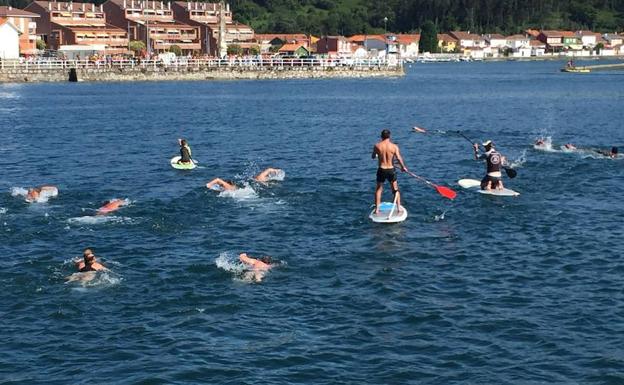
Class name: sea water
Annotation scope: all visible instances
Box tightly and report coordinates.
[1,60,623,383]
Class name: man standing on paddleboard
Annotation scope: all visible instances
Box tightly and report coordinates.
[473,140,505,190]
[372,129,408,214]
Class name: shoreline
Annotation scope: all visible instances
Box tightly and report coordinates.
[0,64,404,83]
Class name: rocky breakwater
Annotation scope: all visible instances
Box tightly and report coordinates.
[0,64,404,83]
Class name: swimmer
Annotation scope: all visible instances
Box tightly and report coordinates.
[412,126,427,133]
[254,167,284,183]
[74,248,107,272]
[534,138,545,146]
[96,198,128,215]
[25,185,58,203]
[206,178,237,191]
[595,146,618,158]
[563,143,577,150]
[239,253,273,282]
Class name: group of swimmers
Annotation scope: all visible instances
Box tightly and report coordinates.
[534,138,619,158]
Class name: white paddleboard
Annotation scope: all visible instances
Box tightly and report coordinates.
[369,202,408,223]
[170,156,197,170]
[458,178,520,197]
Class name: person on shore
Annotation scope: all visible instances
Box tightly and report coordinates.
[254,168,284,183]
[239,253,273,282]
[75,248,107,272]
[177,138,193,164]
[25,185,58,203]
[372,129,408,214]
[96,199,128,215]
[473,140,505,190]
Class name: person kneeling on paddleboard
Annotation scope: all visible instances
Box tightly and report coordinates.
[473,140,505,191]
[372,129,408,214]
[177,138,193,164]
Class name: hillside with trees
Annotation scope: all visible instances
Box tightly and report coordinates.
[2,0,623,35]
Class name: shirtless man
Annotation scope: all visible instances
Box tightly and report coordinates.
[74,248,107,272]
[177,138,193,164]
[239,253,273,282]
[25,185,58,203]
[96,199,128,215]
[372,129,408,214]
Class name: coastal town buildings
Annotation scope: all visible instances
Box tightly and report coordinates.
[25,1,128,55]
[395,34,419,58]
[254,33,310,54]
[103,0,200,55]
[172,1,254,56]
[316,36,351,57]
[0,6,39,55]
[0,18,21,58]
[437,33,457,52]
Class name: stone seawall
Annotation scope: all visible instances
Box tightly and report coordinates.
[0,65,404,83]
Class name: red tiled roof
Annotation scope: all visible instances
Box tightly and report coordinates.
[0,6,39,17]
[0,17,21,32]
[525,29,540,37]
[437,33,457,43]
[560,31,576,37]
[450,31,481,41]
[395,34,420,44]
[540,30,563,37]
[255,33,308,42]
[507,34,528,40]
[347,34,385,42]
[278,43,305,52]
[485,33,506,40]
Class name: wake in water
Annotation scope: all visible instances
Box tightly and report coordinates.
[0,207,6,215]
[67,215,135,226]
[65,270,122,289]
[218,184,259,200]
[533,136,621,159]
[508,149,527,168]
[11,186,58,203]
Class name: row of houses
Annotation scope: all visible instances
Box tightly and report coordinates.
[1,2,624,60]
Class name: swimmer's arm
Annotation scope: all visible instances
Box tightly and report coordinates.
[239,253,256,266]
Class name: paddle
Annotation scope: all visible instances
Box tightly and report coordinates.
[406,171,457,200]
[455,131,517,178]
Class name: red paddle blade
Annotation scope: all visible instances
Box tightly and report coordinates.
[435,185,457,200]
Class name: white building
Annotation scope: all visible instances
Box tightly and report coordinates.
[484,33,507,49]
[0,19,20,59]
[506,34,531,50]
[576,31,598,47]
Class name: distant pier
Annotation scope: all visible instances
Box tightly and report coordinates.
[0,58,404,83]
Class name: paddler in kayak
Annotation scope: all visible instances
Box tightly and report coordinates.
[372,129,408,214]
[473,140,506,191]
[96,198,128,215]
[177,138,193,164]
[25,185,58,203]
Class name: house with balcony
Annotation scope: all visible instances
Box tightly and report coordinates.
[449,31,485,49]
[0,6,39,55]
[437,33,457,52]
[316,36,352,58]
[25,1,128,54]
[104,0,200,55]
[0,18,21,58]
[395,34,419,58]
[506,34,531,57]
[484,33,507,50]
[537,30,564,53]
[172,1,254,56]
[254,33,309,54]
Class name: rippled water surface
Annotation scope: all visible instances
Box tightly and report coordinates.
[1,61,623,384]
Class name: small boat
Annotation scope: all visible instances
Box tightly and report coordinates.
[561,67,590,73]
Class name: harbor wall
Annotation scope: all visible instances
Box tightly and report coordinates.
[0,66,404,83]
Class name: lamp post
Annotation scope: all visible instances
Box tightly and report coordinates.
[383,17,388,35]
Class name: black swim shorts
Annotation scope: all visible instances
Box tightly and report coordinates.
[376,168,397,183]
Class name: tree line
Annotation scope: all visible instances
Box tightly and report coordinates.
[2,0,623,35]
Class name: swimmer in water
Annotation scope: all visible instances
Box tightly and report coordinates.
[25,185,58,203]
[206,168,284,191]
[563,143,577,150]
[254,167,284,183]
[206,178,237,191]
[96,198,128,215]
[534,138,545,146]
[595,146,619,159]
[239,253,273,282]
[75,248,107,272]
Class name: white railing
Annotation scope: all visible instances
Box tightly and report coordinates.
[0,57,401,71]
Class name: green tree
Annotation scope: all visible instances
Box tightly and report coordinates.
[36,39,46,50]
[419,21,439,53]
[128,40,146,54]
[249,46,260,55]
[169,45,182,56]
[227,44,243,55]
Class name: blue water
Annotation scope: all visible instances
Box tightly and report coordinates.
[1,60,623,384]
